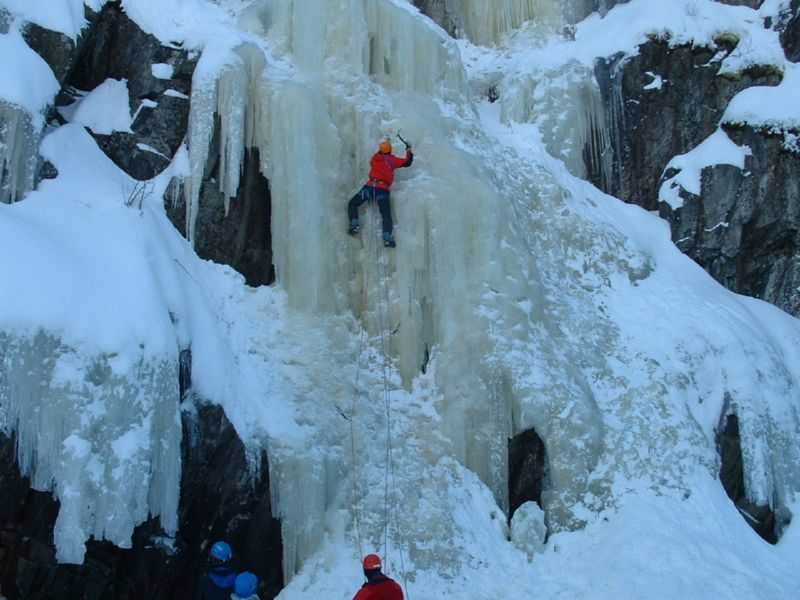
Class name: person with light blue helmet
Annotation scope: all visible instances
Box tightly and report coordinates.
[196,540,237,600]
[231,571,260,600]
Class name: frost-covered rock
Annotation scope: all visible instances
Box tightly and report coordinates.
[59,2,196,180]
[593,39,779,209]
[511,501,547,561]
[660,121,800,317]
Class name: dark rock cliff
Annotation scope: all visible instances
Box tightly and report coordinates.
[591,32,798,316]
[592,39,780,210]
[660,123,800,316]
[783,0,800,62]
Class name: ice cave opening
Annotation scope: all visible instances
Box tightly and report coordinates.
[716,412,790,545]
[508,427,549,525]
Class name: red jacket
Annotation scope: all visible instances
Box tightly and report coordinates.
[352,574,404,600]
[366,150,413,191]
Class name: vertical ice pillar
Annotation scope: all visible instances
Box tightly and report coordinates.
[457,0,563,45]
[501,61,612,187]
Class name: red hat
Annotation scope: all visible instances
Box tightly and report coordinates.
[362,553,382,570]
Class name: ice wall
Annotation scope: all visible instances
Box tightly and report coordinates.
[501,60,613,188]
[179,0,613,579]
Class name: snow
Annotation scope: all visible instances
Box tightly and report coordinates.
[59,78,134,134]
[151,62,174,79]
[0,0,799,597]
[644,71,664,90]
[0,0,105,39]
[0,29,60,121]
[659,128,752,209]
[724,61,800,132]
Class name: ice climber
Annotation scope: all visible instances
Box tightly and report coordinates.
[195,540,237,600]
[231,571,260,600]
[347,137,413,248]
[352,553,404,600]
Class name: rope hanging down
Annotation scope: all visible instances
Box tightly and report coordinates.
[347,202,411,599]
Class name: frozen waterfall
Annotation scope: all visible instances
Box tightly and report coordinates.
[174,0,800,582]
[1,0,799,591]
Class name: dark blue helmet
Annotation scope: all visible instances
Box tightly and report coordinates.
[234,571,258,596]
[209,540,232,562]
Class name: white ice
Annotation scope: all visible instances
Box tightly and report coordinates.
[0,0,799,598]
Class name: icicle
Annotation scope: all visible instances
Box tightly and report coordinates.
[364,1,469,101]
[184,75,217,242]
[0,331,181,564]
[457,0,563,46]
[500,61,612,184]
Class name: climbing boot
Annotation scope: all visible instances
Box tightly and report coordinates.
[382,232,396,248]
[348,220,360,236]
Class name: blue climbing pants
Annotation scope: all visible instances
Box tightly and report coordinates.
[348,185,393,234]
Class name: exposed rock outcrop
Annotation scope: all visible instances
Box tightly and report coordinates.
[166,143,275,288]
[591,35,799,316]
[782,0,800,62]
[57,2,195,180]
[660,123,800,316]
[592,39,780,210]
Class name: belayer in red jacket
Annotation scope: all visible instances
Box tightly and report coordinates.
[347,138,413,248]
[352,554,404,600]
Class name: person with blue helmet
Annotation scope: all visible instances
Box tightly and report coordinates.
[196,540,237,600]
[231,571,260,600]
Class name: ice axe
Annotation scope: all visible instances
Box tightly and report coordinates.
[396,130,411,150]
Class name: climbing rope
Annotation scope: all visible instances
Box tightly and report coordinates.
[347,196,411,599]
[373,212,411,600]
[347,191,379,560]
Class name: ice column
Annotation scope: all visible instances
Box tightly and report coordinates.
[0,101,43,204]
[501,62,613,186]
[457,0,562,45]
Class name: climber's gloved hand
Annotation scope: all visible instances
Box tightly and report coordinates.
[404,141,412,150]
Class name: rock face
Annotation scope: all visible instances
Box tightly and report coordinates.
[166,144,275,287]
[0,403,283,599]
[592,40,780,210]
[782,0,800,62]
[592,36,799,317]
[661,124,800,316]
[59,3,195,181]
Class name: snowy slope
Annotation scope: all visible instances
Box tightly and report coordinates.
[1,0,799,598]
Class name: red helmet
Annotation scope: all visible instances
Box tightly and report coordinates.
[379,140,392,154]
[362,553,382,570]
